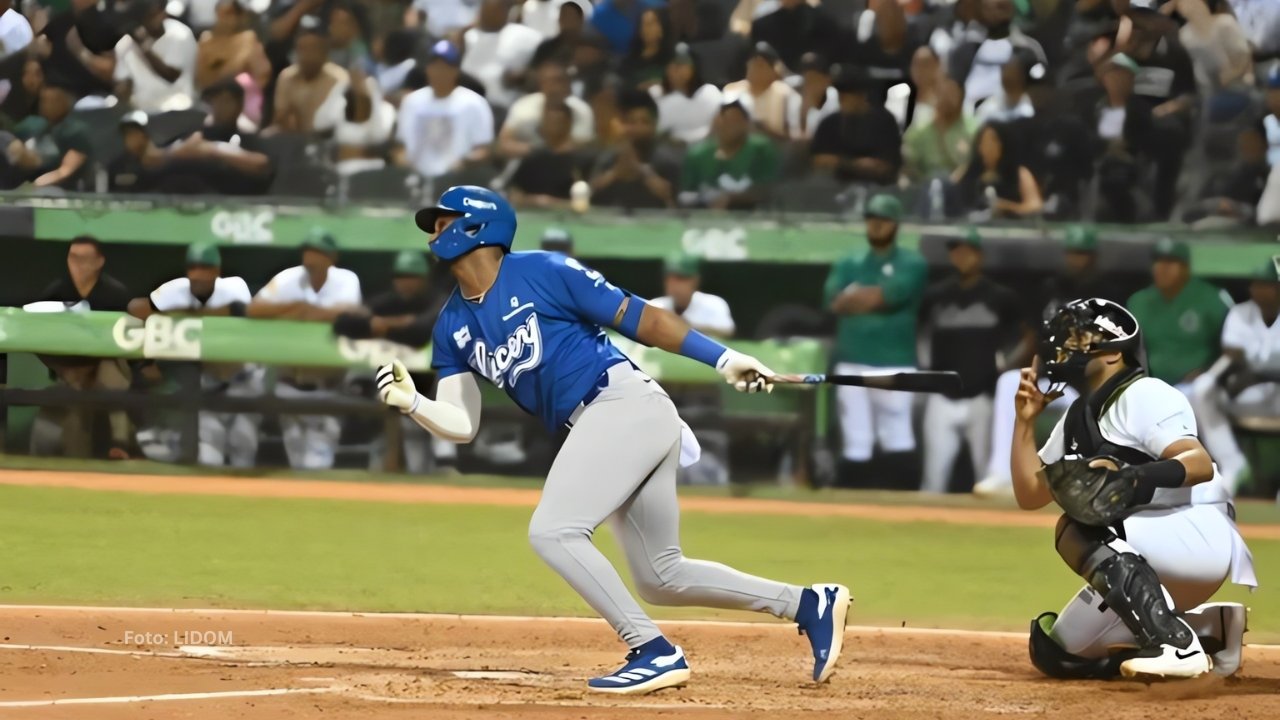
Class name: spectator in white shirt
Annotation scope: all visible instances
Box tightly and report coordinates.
[462,0,542,108]
[394,40,493,179]
[113,0,199,113]
[334,69,397,175]
[1263,66,1280,167]
[249,229,363,471]
[973,53,1037,125]
[0,0,33,59]
[1228,0,1280,58]
[649,42,720,144]
[409,0,482,40]
[722,41,796,139]
[784,52,838,140]
[648,252,736,338]
[498,57,594,158]
[523,0,593,37]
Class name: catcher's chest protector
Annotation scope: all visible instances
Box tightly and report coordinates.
[1062,367,1153,468]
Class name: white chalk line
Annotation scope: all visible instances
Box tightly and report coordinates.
[0,687,333,708]
[1,603,1276,650]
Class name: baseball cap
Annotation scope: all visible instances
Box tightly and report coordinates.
[831,63,871,95]
[119,110,149,130]
[392,250,429,276]
[1251,257,1280,282]
[185,241,221,267]
[664,252,701,278]
[672,42,694,66]
[1063,225,1098,252]
[865,193,902,223]
[301,227,339,256]
[798,52,829,75]
[946,227,983,250]
[1151,237,1190,264]
[747,41,780,66]
[428,39,461,66]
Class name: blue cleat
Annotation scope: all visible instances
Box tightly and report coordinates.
[796,583,853,683]
[587,636,691,695]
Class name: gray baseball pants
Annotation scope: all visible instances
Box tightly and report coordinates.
[528,364,804,648]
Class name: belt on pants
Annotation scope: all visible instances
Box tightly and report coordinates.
[565,361,637,428]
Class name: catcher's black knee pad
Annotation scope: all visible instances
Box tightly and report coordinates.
[1028,612,1124,680]
[1088,552,1194,650]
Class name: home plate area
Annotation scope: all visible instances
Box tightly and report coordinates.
[1,606,1278,719]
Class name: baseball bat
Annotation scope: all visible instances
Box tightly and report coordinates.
[773,371,963,394]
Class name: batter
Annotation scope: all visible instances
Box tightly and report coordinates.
[375,186,850,695]
[1012,298,1255,680]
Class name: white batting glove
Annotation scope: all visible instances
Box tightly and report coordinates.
[375,359,419,412]
[716,349,775,393]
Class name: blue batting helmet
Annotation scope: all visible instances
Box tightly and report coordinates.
[414,185,517,261]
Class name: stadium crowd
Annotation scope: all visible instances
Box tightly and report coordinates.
[0,0,1276,223]
[6,0,1279,495]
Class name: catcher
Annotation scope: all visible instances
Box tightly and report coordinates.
[1012,298,1256,680]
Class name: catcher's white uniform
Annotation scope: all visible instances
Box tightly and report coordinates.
[1037,377,1256,658]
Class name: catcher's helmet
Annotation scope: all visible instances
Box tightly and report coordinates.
[1039,298,1144,388]
[414,185,516,261]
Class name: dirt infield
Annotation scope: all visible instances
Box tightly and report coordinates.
[1,606,1278,720]
[2,468,1278,540]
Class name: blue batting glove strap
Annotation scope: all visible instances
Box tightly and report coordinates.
[680,329,728,368]
[617,295,646,340]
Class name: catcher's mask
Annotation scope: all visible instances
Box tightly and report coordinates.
[1039,298,1143,392]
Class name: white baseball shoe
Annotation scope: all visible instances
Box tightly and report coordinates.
[1120,629,1212,680]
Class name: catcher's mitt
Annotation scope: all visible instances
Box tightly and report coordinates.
[1042,456,1136,526]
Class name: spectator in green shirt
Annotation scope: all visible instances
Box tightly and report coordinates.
[1127,237,1232,391]
[902,78,977,182]
[678,95,779,210]
[822,193,928,490]
[1,78,92,190]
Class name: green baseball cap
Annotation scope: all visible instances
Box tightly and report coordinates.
[664,251,701,277]
[301,227,339,256]
[392,250,429,276]
[865,194,902,222]
[185,241,221,267]
[1063,225,1098,252]
[946,227,983,249]
[1151,237,1190,264]
[1251,257,1280,282]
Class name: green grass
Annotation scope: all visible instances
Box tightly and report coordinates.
[0,484,1274,640]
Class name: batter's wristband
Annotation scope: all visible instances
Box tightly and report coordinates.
[618,296,645,339]
[680,329,727,368]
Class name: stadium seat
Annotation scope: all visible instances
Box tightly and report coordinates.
[344,166,415,203]
[269,162,336,199]
[145,109,207,146]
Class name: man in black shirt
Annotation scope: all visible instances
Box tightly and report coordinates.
[37,0,121,101]
[333,250,455,472]
[590,89,681,209]
[918,228,1025,493]
[810,65,902,185]
[31,236,135,459]
[749,0,838,74]
[507,102,589,209]
[1118,13,1198,220]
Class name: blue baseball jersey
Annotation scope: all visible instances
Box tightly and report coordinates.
[431,251,633,431]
